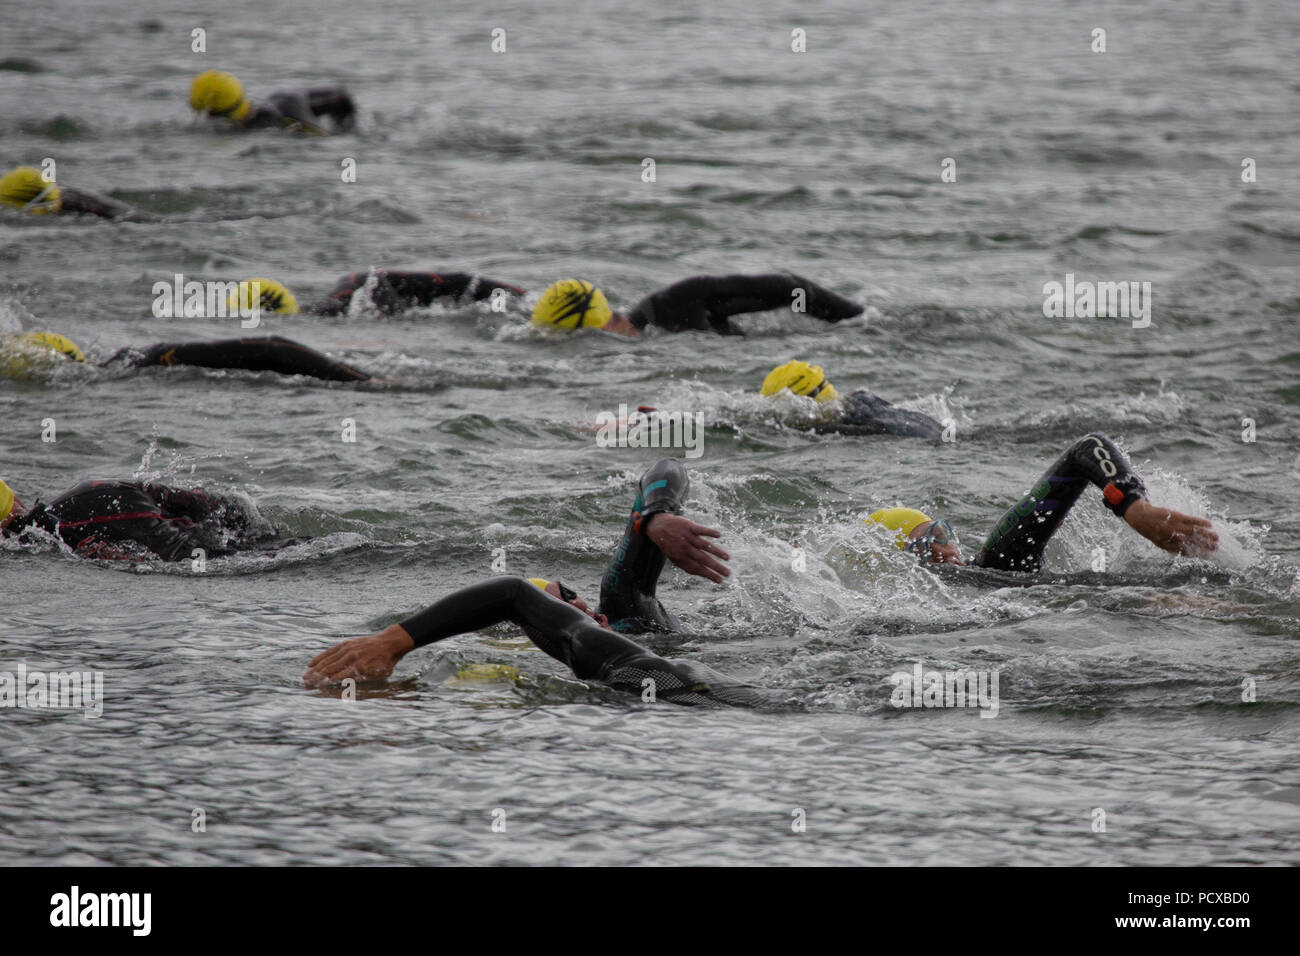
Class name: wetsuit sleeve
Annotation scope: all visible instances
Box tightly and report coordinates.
[58,187,155,222]
[398,576,784,708]
[814,390,943,439]
[598,458,689,633]
[970,433,1148,573]
[107,336,370,382]
[626,274,864,335]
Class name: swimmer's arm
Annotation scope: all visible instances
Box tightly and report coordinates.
[74,537,145,562]
[303,578,617,686]
[634,458,730,581]
[1123,498,1218,558]
[305,577,549,685]
[700,274,864,323]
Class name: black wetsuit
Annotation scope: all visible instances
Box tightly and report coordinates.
[627,273,863,335]
[815,390,943,439]
[969,433,1147,573]
[310,270,526,316]
[400,576,788,708]
[103,336,370,383]
[56,187,156,222]
[240,87,357,133]
[598,458,689,633]
[8,480,272,561]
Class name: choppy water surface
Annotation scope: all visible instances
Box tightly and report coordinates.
[1,0,1298,865]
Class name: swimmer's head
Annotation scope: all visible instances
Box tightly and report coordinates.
[761,360,837,404]
[1,331,85,378]
[865,507,963,565]
[0,166,62,214]
[23,332,85,363]
[228,278,300,315]
[532,279,612,330]
[0,478,14,526]
[526,576,607,627]
[190,71,251,121]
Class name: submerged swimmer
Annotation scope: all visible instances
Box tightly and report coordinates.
[8,284,378,383]
[759,359,944,439]
[530,274,863,336]
[189,70,356,134]
[0,165,158,222]
[0,477,279,562]
[307,270,527,316]
[3,325,373,384]
[303,459,795,707]
[102,335,373,383]
[866,433,1218,573]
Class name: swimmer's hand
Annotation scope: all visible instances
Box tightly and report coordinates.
[303,625,415,687]
[646,513,731,584]
[1124,499,1218,558]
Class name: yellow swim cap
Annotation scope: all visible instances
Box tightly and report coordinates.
[0,166,62,213]
[227,278,299,315]
[527,578,550,591]
[0,478,13,523]
[761,360,837,404]
[865,508,933,550]
[190,71,251,121]
[1,331,84,378]
[532,279,612,330]
[448,663,523,686]
[23,331,85,363]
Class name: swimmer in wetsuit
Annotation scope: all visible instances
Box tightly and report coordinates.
[189,70,356,134]
[759,359,943,438]
[0,477,275,562]
[102,335,372,383]
[0,166,158,222]
[531,274,863,336]
[2,326,372,384]
[307,270,527,316]
[301,459,779,706]
[303,575,791,708]
[10,281,374,383]
[868,433,1218,572]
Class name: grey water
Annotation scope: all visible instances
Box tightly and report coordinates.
[1,0,1297,864]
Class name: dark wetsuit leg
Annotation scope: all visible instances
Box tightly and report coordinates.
[970,433,1148,573]
[106,336,370,382]
[598,458,689,633]
[58,187,155,223]
[814,390,943,439]
[399,576,788,708]
[626,273,863,335]
[310,270,524,316]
